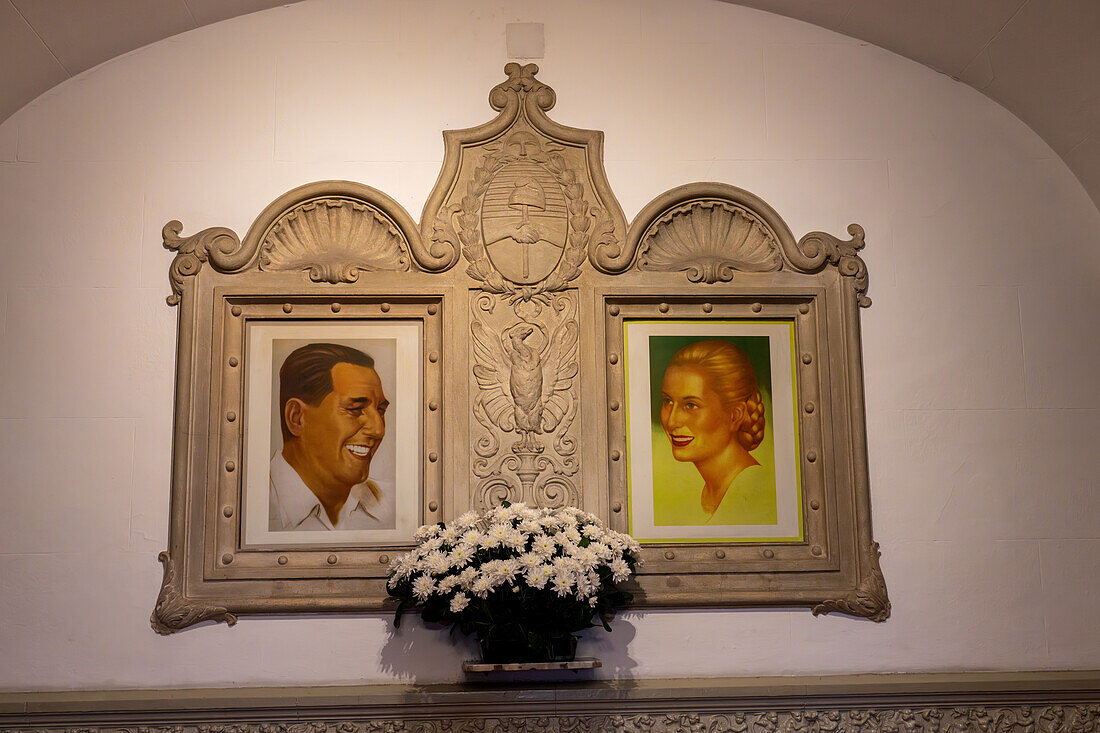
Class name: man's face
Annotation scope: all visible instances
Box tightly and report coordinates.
[290,362,388,491]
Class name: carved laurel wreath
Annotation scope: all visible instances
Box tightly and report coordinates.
[445,140,614,299]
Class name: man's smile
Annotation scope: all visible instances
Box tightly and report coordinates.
[345,443,375,459]
[669,434,694,447]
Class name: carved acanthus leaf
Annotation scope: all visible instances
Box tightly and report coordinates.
[259,198,410,283]
[812,542,891,622]
[637,200,783,283]
[150,551,237,634]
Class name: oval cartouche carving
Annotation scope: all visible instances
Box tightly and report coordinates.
[480,141,569,285]
[259,198,411,283]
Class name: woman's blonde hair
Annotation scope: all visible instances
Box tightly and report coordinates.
[668,339,766,451]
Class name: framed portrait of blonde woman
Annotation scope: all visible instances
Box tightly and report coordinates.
[624,320,802,544]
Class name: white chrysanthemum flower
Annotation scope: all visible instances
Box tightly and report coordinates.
[581,524,602,539]
[489,504,519,524]
[588,541,613,561]
[518,519,542,535]
[610,557,631,583]
[388,555,416,583]
[518,552,543,569]
[449,592,470,613]
[413,524,440,542]
[574,547,599,569]
[551,555,572,573]
[471,575,494,598]
[531,535,556,557]
[441,526,460,544]
[412,574,436,601]
[519,506,540,521]
[423,550,450,575]
[495,558,520,584]
[588,595,599,606]
[562,528,582,545]
[576,573,596,599]
[454,511,480,529]
[552,572,575,597]
[448,543,474,568]
[503,528,527,551]
[438,575,460,593]
[459,529,482,546]
[525,564,553,589]
[458,567,478,589]
[486,523,511,545]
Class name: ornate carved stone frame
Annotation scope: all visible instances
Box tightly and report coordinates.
[154,64,888,632]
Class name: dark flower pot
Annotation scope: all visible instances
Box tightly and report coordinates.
[478,634,578,664]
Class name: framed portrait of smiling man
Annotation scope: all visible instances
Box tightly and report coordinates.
[242,321,422,547]
[624,319,802,544]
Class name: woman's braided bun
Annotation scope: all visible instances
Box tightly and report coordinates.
[737,389,766,451]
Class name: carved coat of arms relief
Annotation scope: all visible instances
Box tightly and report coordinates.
[421,63,627,510]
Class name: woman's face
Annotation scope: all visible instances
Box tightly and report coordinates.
[660,365,738,464]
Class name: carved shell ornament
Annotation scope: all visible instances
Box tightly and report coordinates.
[637,200,783,283]
[259,198,411,283]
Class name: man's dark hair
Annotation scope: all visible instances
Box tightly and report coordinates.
[279,343,375,441]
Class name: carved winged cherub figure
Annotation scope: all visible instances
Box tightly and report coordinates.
[472,319,579,438]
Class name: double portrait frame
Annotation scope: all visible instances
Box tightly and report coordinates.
[153,66,888,632]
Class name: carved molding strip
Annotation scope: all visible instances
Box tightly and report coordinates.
[3,674,1098,731]
[6,708,1100,732]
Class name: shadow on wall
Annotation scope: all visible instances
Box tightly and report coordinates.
[379,613,639,682]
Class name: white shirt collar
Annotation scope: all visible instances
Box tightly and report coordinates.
[270,450,383,529]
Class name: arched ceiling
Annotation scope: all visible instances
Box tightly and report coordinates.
[2,0,1098,210]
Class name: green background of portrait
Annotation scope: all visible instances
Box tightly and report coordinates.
[648,334,777,526]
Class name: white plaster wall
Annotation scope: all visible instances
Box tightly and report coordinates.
[0,0,1097,691]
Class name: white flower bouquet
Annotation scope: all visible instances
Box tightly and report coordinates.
[387,502,641,663]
